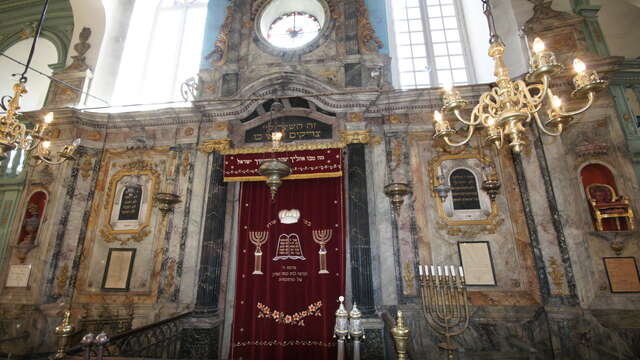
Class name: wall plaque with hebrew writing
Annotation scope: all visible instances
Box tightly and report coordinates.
[5,264,31,287]
[102,248,136,291]
[245,116,332,143]
[458,241,496,286]
[603,257,640,293]
[450,168,481,210]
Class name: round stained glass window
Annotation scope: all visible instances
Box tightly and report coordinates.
[256,0,328,53]
[267,11,321,49]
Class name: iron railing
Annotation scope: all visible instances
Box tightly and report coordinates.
[62,311,215,360]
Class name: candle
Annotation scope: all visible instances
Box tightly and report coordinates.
[443,82,453,94]
[551,95,562,110]
[437,266,442,276]
[532,37,545,54]
[419,265,423,276]
[431,265,436,276]
[459,266,464,277]
[450,265,456,277]
[444,266,449,276]
[44,112,54,125]
[573,58,586,74]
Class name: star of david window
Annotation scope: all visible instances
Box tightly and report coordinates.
[266,11,321,49]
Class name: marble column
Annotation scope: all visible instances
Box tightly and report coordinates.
[347,143,376,315]
[194,152,227,316]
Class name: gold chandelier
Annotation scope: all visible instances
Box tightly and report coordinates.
[0,0,79,165]
[432,0,607,153]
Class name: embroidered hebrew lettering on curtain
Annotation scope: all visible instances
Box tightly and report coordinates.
[230,175,345,359]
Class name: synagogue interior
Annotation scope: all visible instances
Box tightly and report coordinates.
[1,0,640,359]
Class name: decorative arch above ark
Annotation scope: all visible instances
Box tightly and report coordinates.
[428,148,502,235]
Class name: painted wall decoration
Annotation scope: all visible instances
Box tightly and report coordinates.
[14,191,48,262]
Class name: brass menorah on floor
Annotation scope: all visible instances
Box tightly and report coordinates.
[419,265,470,360]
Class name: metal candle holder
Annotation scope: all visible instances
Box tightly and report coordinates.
[418,264,470,360]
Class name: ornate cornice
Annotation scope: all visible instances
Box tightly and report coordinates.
[218,141,345,155]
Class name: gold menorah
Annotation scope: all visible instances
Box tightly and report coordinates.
[249,231,268,274]
[419,264,470,360]
[312,229,332,274]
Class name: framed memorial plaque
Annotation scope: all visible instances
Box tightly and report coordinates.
[603,257,640,293]
[102,248,136,291]
[5,264,32,288]
[458,241,497,286]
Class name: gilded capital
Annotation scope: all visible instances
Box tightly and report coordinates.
[198,138,233,153]
[340,130,371,145]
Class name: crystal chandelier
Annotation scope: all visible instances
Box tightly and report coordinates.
[432,0,607,153]
[0,0,80,164]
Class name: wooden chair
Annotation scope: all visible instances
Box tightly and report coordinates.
[586,183,635,231]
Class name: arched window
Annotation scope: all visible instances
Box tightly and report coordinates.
[112,0,208,105]
[389,0,490,89]
[449,168,480,210]
[0,38,58,111]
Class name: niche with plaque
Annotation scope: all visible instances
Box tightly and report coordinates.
[428,150,499,231]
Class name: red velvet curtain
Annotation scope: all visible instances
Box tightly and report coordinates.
[231,176,345,359]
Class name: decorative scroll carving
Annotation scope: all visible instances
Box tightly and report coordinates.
[100,226,151,245]
[198,138,233,153]
[547,257,567,295]
[356,0,383,54]
[206,5,233,66]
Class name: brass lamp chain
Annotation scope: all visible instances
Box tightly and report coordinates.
[481,0,501,44]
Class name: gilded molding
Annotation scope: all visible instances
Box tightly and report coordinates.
[219,141,346,155]
[356,0,383,54]
[340,130,371,144]
[198,138,233,153]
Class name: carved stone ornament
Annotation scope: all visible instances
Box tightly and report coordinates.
[523,1,580,34]
[206,5,233,66]
[340,130,371,144]
[65,27,92,72]
[575,139,609,157]
[356,0,383,54]
[547,256,567,295]
[198,138,233,153]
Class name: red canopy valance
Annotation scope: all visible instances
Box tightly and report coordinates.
[223,148,343,182]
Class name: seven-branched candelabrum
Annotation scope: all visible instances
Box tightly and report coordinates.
[432,37,607,153]
[0,81,80,164]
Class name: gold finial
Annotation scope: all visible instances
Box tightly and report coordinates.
[390,310,410,359]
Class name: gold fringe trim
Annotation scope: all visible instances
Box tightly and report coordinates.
[219,141,346,155]
[224,171,342,182]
